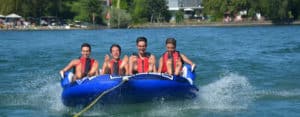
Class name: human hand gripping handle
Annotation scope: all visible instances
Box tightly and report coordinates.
[59,70,64,79]
[191,64,196,72]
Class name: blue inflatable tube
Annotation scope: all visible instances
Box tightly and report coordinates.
[61,65,198,107]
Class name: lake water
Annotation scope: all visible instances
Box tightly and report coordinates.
[0,26,300,116]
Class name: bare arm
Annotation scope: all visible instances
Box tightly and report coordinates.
[180,54,194,65]
[100,61,106,75]
[158,57,163,73]
[59,59,78,78]
[122,55,129,75]
[100,55,110,75]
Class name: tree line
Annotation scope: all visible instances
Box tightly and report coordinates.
[202,0,300,23]
[1,0,300,27]
[0,0,103,24]
[0,0,170,27]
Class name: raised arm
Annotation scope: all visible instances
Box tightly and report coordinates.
[121,55,129,75]
[100,55,110,75]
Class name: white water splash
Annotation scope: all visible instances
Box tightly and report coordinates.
[196,73,254,111]
[22,72,67,113]
[22,72,255,116]
[28,82,66,112]
[123,73,256,117]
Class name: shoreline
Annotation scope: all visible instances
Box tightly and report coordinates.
[130,20,300,29]
[1,21,300,31]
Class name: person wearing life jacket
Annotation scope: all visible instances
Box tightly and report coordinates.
[59,43,99,82]
[158,38,196,75]
[101,44,128,75]
[129,37,157,75]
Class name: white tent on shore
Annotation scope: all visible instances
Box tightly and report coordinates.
[6,13,22,18]
[0,14,5,18]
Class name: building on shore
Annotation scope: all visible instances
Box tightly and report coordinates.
[167,0,203,21]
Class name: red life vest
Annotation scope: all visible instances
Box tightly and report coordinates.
[134,52,151,73]
[161,51,181,73]
[109,59,122,75]
[75,57,95,77]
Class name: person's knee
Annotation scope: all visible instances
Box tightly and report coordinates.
[176,60,182,67]
[123,55,129,61]
[129,56,137,62]
[166,59,172,66]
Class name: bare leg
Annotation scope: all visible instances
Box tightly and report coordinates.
[166,59,173,75]
[174,58,183,76]
[120,55,129,75]
[148,57,153,72]
[148,55,156,72]
[157,57,163,73]
[129,56,138,75]
[73,62,83,82]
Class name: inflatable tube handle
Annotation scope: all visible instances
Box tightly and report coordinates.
[61,72,71,87]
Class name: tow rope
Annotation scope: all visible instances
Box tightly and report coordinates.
[73,76,129,117]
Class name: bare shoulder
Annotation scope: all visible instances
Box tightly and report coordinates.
[180,53,187,57]
[71,59,80,65]
[150,54,156,58]
[93,59,99,64]
[72,58,80,62]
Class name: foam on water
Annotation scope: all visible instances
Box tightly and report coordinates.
[30,83,65,111]
[15,71,295,116]
[16,71,256,116]
[20,72,67,113]
[130,73,256,117]
[194,73,255,111]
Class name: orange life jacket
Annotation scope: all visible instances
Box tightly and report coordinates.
[74,57,95,77]
[134,52,151,73]
[161,51,181,73]
[109,59,122,75]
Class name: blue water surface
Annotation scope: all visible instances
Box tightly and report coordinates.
[0,26,299,116]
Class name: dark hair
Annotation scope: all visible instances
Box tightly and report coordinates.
[136,37,147,46]
[110,44,121,53]
[166,38,176,47]
[81,43,91,51]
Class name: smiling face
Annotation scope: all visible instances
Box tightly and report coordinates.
[166,43,176,53]
[165,38,177,53]
[137,41,147,55]
[81,46,91,58]
[111,46,120,59]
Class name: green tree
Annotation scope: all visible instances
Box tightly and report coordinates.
[265,0,291,23]
[202,0,248,21]
[72,0,102,24]
[107,7,131,28]
[131,0,148,24]
[82,0,102,24]
[145,0,171,23]
[175,9,184,24]
[112,0,133,10]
